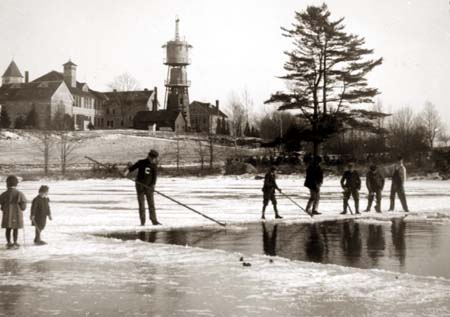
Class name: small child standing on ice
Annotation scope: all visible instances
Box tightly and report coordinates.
[0,175,27,249]
[31,185,52,245]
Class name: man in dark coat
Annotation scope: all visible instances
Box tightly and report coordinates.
[304,156,323,216]
[389,156,409,212]
[365,164,385,213]
[341,163,361,214]
[124,150,161,226]
[261,166,282,220]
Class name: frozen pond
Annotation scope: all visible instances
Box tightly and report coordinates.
[103,219,450,279]
[0,177,450,316]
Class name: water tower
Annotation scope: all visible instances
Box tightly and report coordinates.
[163,17,192,128]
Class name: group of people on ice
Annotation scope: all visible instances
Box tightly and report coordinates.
[0,176,52,249]
[0,149,411,247]
[261,155,409,219]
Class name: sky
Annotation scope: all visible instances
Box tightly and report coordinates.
[0,0,449,125]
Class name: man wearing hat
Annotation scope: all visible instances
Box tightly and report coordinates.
[365,164,385,213]
[124,150,161,226]
[261,166,283,220]
[340,162,361,215]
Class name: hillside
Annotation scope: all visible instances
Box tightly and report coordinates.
[0,129,260,173]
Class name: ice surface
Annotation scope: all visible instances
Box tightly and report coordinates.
[0,177,449,316]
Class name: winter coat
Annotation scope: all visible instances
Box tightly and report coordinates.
[366,169,385,191]
[31,195,51,229]
[341,170,361,190]
[263,172,279,192]
[392,164,407,185]
[0,188,27,229]
[129,159,157,191]
[304,164,323,190]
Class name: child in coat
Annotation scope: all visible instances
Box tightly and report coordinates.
[31,185,52,245]
[0,175,27,249]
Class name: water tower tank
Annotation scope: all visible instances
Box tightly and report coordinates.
[164,40,192,65]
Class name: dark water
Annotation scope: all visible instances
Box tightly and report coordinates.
[102,219,450,279]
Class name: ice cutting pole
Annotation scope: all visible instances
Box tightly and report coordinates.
[278,191,312,218]
[85,156,227,227]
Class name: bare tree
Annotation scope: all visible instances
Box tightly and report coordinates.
[35,131,55,176]
[419,101,445,149]
[196,138,207,171]
[387,107,427,158]
[438,132,450,147]
[226,92,247,137]
[57,131,82,176]
[108,73,141,92]
[208,134,215,169]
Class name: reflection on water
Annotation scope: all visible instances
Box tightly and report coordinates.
[103,219,450,279]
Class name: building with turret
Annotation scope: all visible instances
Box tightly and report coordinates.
[0,60,158,130]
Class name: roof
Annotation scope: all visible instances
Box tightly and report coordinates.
[102,90,153,106]
[2,61,23,78]
[0,81,63,102]
[63,60,77,67]
[134,110,183,128]
[190,100,227,118]
[32,71,97,98]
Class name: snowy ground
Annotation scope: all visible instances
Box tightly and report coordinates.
[1,176,450,316]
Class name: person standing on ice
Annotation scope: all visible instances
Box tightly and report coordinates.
[340,163,361,214]
[365,164,385,213]
[261,166,283,220]
[31,185,52,245]
[123,150,162,226]
[304,156,323,215]
[388,156,409,212]
[0,175,27,249]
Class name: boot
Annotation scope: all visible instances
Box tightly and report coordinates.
[312,210,321,215]
[305,201,312,214]
[355,201,360,214]
[274,206,282,219]
[261,207,266,220]
[341,201,347,215]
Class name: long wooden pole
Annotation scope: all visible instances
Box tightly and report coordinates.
[279,191,312,218]
[85,156,227,227]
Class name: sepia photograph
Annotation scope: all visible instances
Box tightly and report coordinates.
[0,0,450,316]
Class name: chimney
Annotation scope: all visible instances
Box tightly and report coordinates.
[25,71,29,83]
[215,100,219,110]
[63,60,77,88]
[152,86,158,112]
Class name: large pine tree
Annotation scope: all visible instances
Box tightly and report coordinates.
[266,4,383,156]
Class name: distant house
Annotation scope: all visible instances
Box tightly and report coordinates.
[133,110,186,133]
[189,100,228,134]
[101,88,159,129]
[32,61,98,130]
[0,80,71,129]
